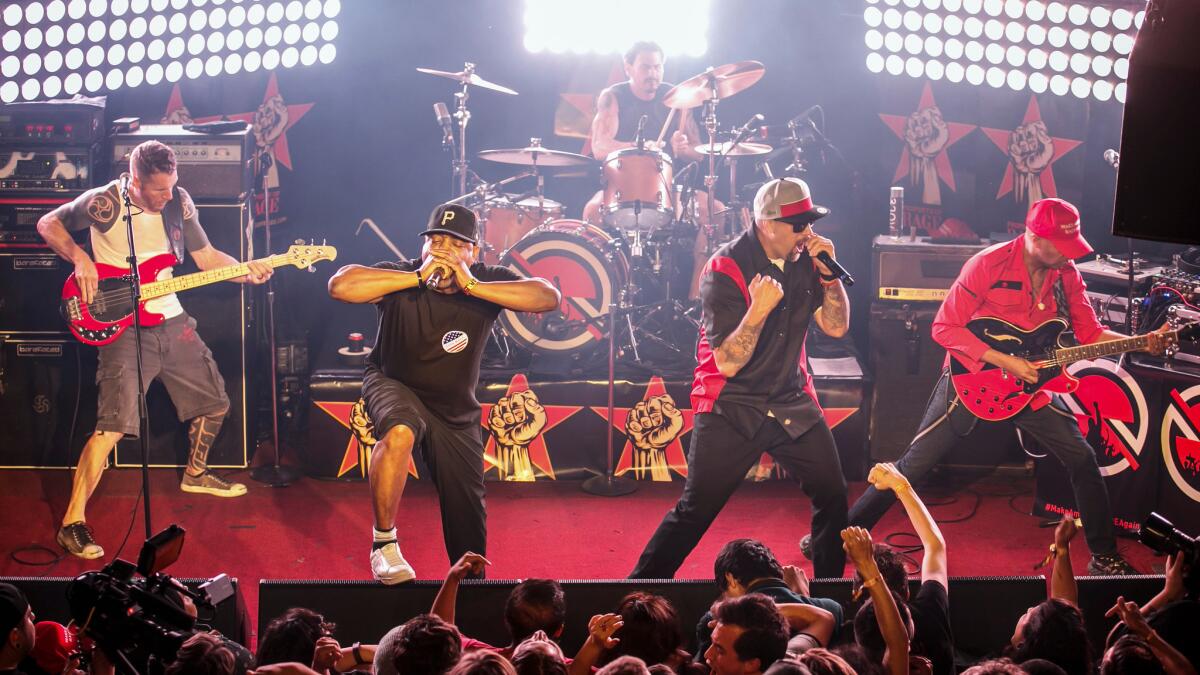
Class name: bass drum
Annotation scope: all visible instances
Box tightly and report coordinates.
[498,220,628,355]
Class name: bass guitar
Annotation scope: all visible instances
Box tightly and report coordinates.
[950,315,1195,421]
[61,243,337,346]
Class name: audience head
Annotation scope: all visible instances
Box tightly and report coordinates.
[596,655,651,675]
[830,645,884,675]
[763,658,813,675]
[505,579,566,643]
[714,539,784,595]
[1017,659,1068,675]
[1100,635,1163,675]
[1009,599,1093,675]
[375,613,462,675]
[794,648,856,675]
[599,592,683,668]
[851,545,909,602]
[510,630,567,675]
[448,650,518,675]
[256,608,334,667]
[852,590,915,664]
[0,583,34,667]
[704,594,789,675]
[961,658,1026,674]
[165,632,236,675]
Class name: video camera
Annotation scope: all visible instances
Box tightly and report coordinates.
[65,524,237,674]
[1140,512,1199,599]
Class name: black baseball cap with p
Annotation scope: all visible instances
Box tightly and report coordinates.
[0,582,29,636]
[419,204,478,245]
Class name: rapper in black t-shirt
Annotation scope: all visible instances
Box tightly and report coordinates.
[328,204,559,585]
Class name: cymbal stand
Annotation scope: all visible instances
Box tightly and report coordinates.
[783,119,810,177]
[452,62,475,198]
[702,76,720,257]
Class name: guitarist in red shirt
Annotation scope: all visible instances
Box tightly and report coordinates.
[834,198,1168,575]
[36,141,274,560]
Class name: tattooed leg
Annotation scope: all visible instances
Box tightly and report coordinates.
[186,408,227,476]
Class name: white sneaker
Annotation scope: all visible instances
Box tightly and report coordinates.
[370,541,416,585]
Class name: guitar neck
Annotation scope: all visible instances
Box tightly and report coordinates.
[141,254,290,299]
[1053,333,1156,365]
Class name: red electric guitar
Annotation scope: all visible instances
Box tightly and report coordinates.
[950,316,1197,421]
[61,243,337,345]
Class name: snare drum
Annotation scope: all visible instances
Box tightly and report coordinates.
[601,147,675,232]
[498,219,628,355]
[477,195,564,264]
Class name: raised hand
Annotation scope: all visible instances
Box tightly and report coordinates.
[867,462,911,493]
[448,551,491,580]
[748,273,784,317]
[1053,514,1079,550]
[841,526,877,570]
[587,613,624,650]
[311,636,341,672]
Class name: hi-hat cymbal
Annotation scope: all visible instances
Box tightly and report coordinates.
[478,146,596,167]
[693,141,773,157]
[416,66,519,95]
[662,61,765,109]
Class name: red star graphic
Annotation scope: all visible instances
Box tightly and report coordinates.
[591,376,696,480]
[753,408,859,476]
[164,74,314,171]
[313,401,418,479]
[480,374,582,480]
[879,82,975,192]
[981,96,1082,204]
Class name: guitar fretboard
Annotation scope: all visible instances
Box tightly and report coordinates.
[141,254,292,299]
[1053,334,1154,365]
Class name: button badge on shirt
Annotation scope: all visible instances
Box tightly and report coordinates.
[442,330,469,353]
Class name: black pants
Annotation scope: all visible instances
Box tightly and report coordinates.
[847,371,1117,555]
[363,365,487,563]
[631,412,849,579]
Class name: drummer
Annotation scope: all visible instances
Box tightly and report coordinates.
[582,40,708,224]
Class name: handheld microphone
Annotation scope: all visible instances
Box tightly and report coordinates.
[120,173,130,198]
[815,251,855,287]
[634,114,648,149]
[1103,148,1120,169]
[426,268,443,289]
[729,113,765,147]
[433,102,454,147]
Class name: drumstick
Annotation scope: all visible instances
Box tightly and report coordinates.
[654,107,678,146]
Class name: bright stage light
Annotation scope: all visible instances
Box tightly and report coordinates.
[524,0,711,57]
[1049,73,1069,95]
[1070,77,1091,98]
[1092,79,1112,101]
[926,59,945,80]
[866,51,885,73]
[1111,8,1132,30]
[1006,69,1026,91]
[1067,3,1088,26]
[1029,71,1048,92]
[1114,57,1128,79]
[986,66,1005,87]
[1025,1,1046,21]
[1090,31,1111,52]
[64,71,82,93]
[1027,47,1047,69]
[905,56,924,78]
[1091,54,1112,77]
[43,74,62,96]
[966,63,985,84]
[1005,44,1025,66]
[943,14,962,34]
[944,37,963,59]
[1068,28,1089,50]
[1115,82,1126,103]
[946,61,965,82]
[905,34,923,54]
[1046,2,1067,23]
[903,10,921,31]
[886,54,904,75]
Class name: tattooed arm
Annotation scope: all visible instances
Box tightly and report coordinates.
[713,274,784,378]
[813,279,850,338]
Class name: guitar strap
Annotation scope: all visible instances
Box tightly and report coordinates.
[160,189,185,264]
[1052,277,1076,345]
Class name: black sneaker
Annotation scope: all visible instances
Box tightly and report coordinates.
[1088,553,1138,575]
[57,522,104,560]
[799,534,813,560]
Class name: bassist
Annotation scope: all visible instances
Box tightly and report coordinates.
[36,140,273,560]
[838,198,1166,575]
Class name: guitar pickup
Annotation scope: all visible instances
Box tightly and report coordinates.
[65,297,82,321]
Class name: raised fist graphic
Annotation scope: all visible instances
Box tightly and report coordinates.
[253,94,290,148]
[904,106,950,159]
[488,390,548,481]
[1009,120,1055,175]
[350,398,377,478]
[626,394,684,481]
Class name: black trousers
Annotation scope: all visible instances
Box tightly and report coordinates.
[363,365,487,563]
[847,370,1117,555]
[630,412,849,579]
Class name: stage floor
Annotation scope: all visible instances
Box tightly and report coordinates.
[0,468,1167,642]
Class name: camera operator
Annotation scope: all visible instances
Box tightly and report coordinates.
[1,584,35,675]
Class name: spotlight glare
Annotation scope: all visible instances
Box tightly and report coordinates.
[125,65,143,87]
[168,35,185,57]
[964,16,982,37]
[88,0,105,17]
[105,68,123,90]
[129,16,146,37]
[886,54,904,75]
[149,14,166,35]
[0,30,17,51]
[21,79,41,101]
[944,37,963,59]
[27,3,46,23]
[185,57,202,78]
[209,6,226,29]
[221,52,241,74]
[966,63,985,84]
[985,42,1004,64]
[1027,48,1047,69]
[866,52,885,72]
[962,0,980,12]
[1115,82,1126,102]
[1047,26,1067,47]
[110,0,128,14]
[1048,50,1067,71]
[1026,24,1046,45]
[884,8,902,28]
[0,56,16,78]
[1005,21,1024,42]
[68,0,86,19]
[1025,1,1045,21]
[1090,31,1111,52]
[1114,57,1128,79]
[64,71,82,94]
[87,19,104,41]
[127,41,145,63]
[265,25,281,46]
[248,3,265,24]
[905,56,923,78]
[3,5,22,26]
[227,28,244,49]
[45,24,63,46]
[24,27,44,49]
[946,61,965,82]
[107,44,126,66]
[1112,33,1133,55]
[1046,2,1066,23]
[188,9,205,30]
[165,60,183,82]
[984,0,1002,17]
[1070,77,1090,98]
[923,13,941,33]
[943,14,962,34]
[65,47,83,68]
[1069,52,1090,74]
[1049,73,1070,95]
[1006,69,1027,90]
[300,44,317,66]
[22,53,42,76]
[884,31,902,51]
[317,42,334,63]
[985,66,1005,87]
[320,19,337,40]
[286,1,303,21]
[1091,54,1112,77]
[246,26,263,48]
[244,50,261,71]
[109,18,127,40]
[904,33,922,54]
[85,45,103,67]
[923,35,943,57]
[132,0,148,12]
[204,54,220,76]
[925,59,945,80]
[168,12,185,33]
[1006,45,1025,67]
[305,0,321,20]
[0,82,18,103]
[1068,28,1089,50]
[866,29,884,49]
[1111,8,1132,30]
[302,21,318,42]
[965,40,983,61]
[1090,6,1110,28]
[208,31,225,51]
[283,23,301,44]
[1067,3,1088,25]
[984,19,1003,40]
[146,62,163,84]
[148,39,165,59]
[1004,0,1022,19]
[281,46,298,67]
[323,0,340,19]
[263,48,280,69]
[187,34,203,54]
[1093,79,1113,101]
[43,74,62,97]
[1029,71,1048,92]
[266,2,284,23]
[228,5,245,26]
[66,22,84,43]
[84,70,102,92]
[865,6,883,26]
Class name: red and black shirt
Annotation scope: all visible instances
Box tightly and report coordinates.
[691,229,825,440]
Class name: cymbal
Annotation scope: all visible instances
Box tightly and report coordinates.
[478,146,596,167]
[415,66,519,95]
[662,61,765,109]
[693,141,773,157]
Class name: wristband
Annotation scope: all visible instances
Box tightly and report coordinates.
[819,276,840,287]
[416,269,426,290]
[352,642,367,666]
[462,278,479,295]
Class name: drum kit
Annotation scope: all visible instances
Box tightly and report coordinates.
[416,60,824,369]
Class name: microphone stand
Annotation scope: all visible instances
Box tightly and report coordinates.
[581,297,637,497]
[249,149,300,487]
[120,176,154,539]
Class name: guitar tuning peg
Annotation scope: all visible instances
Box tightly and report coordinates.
[307,265,315,273]
[294,238,303,245]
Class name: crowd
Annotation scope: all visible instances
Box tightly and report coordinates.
[2,464,1195,675]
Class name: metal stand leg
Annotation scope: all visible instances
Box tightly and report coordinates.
[581,301,637,496]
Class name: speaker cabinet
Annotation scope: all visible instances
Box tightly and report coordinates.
[113,201,256,468]
[1112,1,1200,245]
[868,303,945,461]
[0,251,73,333]
[0,334,98,467]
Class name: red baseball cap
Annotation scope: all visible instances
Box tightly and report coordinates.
[1025,198,1092,259]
